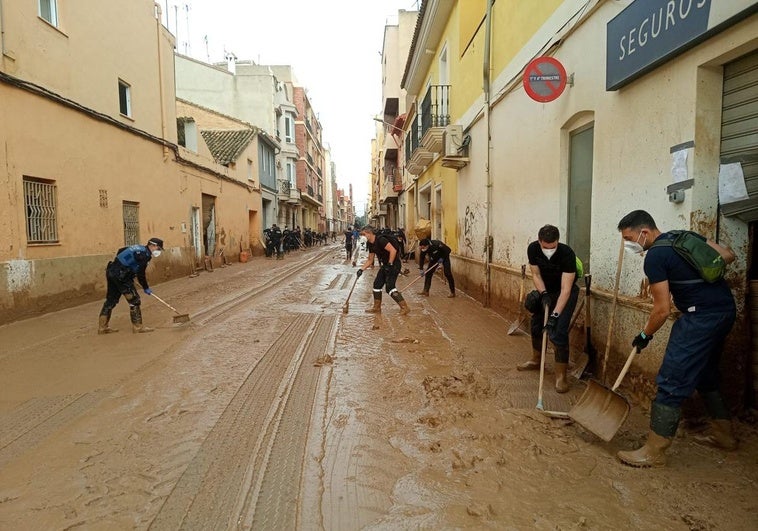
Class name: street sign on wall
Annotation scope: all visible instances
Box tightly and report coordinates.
[523,56,567,103]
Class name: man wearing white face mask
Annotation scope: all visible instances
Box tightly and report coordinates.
[517,224,579,393]
[616,210,737,468]
[98,237,164,334]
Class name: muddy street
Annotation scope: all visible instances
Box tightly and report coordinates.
[0,245,756,530]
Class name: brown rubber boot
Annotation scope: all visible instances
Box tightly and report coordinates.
[617,431,672,467]
[447,291,456,298]
[98,314,118,335]
[554,362,569,393]
[398,300,411,315]
[130,306,154,333]
[418,290,429,296]
[693,419,737,450]
[517,351,541,371]
[365,296,382,314]
[132,323,155,333]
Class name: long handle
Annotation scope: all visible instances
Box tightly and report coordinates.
[344,275,359,304]
[150,293,181,315]
[536,304,549,409]
[611,348,638,391]
[401,261,440,291]
[569,294,585,330]
[602,238,625,384]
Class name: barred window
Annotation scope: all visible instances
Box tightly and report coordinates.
[23,177,59,243]
[123,201,140,246]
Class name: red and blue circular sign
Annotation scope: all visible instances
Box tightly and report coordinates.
[523,56,567,103]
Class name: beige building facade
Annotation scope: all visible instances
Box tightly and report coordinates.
[0,0,260,324]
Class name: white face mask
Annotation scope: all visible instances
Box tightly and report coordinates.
[152,249,162,258]
[541,247,557,259]
[624,232,646,255]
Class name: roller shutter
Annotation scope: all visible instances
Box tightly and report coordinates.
[720,50,758,221]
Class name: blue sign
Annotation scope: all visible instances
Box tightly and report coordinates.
[607,0,758,90]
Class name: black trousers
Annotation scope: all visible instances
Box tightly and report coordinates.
[100,261,140,316]
[423,258,455,293]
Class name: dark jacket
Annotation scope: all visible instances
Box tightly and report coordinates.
[419,240,451,268]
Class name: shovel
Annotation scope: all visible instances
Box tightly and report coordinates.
[568,347,637,441]
[571,274,597,379]
[342,275,359,314]
[507,265,528,335]
[150,293,191,324]
[536,305,570,419]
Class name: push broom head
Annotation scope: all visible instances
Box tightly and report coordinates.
[172,313,191,324]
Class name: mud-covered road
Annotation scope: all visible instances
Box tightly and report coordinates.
[0,244,756,529]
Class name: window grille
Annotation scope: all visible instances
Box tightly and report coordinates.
[23,177,58,243]
[123,201,140,245]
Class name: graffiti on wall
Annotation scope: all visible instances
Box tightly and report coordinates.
[462,204,478,255]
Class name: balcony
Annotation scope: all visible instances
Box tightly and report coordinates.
[288,186,301,204]
[277,179,291,201]
[420,85,450,154]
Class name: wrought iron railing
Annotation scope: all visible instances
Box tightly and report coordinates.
[420,84,450,136]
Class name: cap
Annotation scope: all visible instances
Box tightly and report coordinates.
[419,238,431,247]
[147,237,164,250]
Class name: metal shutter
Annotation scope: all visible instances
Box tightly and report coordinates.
[720,50,758,221]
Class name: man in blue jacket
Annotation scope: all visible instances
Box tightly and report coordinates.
[98,237,164,334]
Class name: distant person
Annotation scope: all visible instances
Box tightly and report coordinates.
[417,238,456,298]
[98,238,164,334]
[356,226,409,314]
[616,210,737,468]
[344,226,354,262]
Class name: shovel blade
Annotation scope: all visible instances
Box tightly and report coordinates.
[342,304,349,314]
[570,352,589,380]
[568,379,630,441]
[507,316,527,336]
[172,314,191,324]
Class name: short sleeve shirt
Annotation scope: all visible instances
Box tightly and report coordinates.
[373,234,399,265]
[527,241,575,294]
[644,232,734,313]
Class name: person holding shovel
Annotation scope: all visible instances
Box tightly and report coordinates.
[516,225,579,394]
[356,226,410,315]
[417,238,456,298]
[616,210,737,467]
[98,237,164,334]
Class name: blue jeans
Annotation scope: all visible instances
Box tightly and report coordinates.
[655,308,735,407]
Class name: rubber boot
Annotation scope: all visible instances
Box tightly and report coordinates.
[447,290,456,298]
[391,291,410,315]
[618,402,680,468]
[98,314,118,335]
[694,419,737,450]
[418,290,429,296]
[365,292,382,314]
[130,306,154,333]
[554,362,569,393]
[517,335,543,371]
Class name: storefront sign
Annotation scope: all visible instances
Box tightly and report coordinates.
[606,0,758,90]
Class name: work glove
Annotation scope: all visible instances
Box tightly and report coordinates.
[356,269,363,278]
[382,264,394,274]
[539,291,551,309]
[545,312,559,332]
[419,268,425,276]
[632,331,653,353]
[437,258,444,265]
[144,288,153,295]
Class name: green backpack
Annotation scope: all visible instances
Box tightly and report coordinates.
[650,230,726,283]
[575,256,584,279]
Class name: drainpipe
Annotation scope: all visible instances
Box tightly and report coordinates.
[483,0,493,307]
[0,0,6,57]
[155,2,169,160]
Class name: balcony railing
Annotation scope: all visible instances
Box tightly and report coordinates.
[307,184,314,197]
[278,179,291,198]
[420,85,450,134]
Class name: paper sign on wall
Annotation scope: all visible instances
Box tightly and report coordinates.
[718,163,749,205]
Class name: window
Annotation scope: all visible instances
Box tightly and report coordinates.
[286,159,296,185]
[23,177,58,243]
[284,113,295,143]
[247,158,254,183]
[123,202,140,246]
[39,0,58,26]
[118,80,131,117]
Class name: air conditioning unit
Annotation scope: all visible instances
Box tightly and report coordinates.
[444,124,463,157]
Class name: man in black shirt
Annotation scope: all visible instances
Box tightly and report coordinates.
[417,238,456,298]
[356,226,410,315]
[517,225,578,393]
[344,226,354,262]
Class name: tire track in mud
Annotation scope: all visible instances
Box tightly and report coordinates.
[148,313,337,530]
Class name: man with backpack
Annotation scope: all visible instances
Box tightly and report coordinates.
[616,210,736,468]
[516,224,579,394]
[355,225,410,315]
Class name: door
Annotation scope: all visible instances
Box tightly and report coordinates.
[567,125,594,273]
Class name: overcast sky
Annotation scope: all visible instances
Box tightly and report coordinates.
[161,0,420,215]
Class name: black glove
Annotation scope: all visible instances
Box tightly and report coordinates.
[356,269,363,278]
[382,263,395,274]
[539,291,551,309]
[545,312,559,331]
[632,331,653,353]
[419,268,425,277]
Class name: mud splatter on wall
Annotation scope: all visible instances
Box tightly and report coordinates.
[6,260,32,292]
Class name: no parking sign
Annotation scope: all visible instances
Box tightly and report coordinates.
[523,56,567,103]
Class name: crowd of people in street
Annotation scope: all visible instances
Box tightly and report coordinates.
[96,210,740,471]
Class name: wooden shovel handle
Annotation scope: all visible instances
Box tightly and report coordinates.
[612,348,638,391]
[602,238,625,383]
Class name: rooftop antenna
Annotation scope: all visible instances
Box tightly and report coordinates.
[183,3,191,55]
[204,34,209,63]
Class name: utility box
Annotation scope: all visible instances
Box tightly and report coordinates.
[444,124,463,157]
